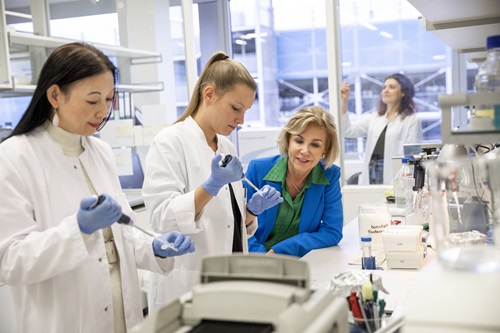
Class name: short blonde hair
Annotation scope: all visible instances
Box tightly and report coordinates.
[277,106,339,168]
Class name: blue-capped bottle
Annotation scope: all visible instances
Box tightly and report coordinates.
[361,236,376,270]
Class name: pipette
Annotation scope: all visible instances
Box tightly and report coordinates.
[117,214,178,251]
[242,177,259,192]
[451,181,463,224]
[90,195,178,251]
[220,154,260,192]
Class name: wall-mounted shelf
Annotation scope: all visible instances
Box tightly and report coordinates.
[439,93,500,144]
[1,26,164,94]
[116,83,164,93]
[408,1,500,146]
[8,31,162,64]
[408,0,500,53]
[0,1,12,90]
[0,81,164,97]
[1,81,35,96]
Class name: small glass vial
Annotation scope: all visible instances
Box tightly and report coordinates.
[361,236,376,270]
[361,236,372,257]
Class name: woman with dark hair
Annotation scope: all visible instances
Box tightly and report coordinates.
[0,42,194,332]
[341,73,423,185]
[7,41,118,138]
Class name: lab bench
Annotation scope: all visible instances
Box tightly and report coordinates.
[301,218,435,333]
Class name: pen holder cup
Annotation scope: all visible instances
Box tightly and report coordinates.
[352,314,387,333]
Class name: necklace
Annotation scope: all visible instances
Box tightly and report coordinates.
[287,175,301,193]
[386,110,399,122]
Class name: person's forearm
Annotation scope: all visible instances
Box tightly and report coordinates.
[341,99,348,115]
[245,209,256,225]
[194,186,213,217]
[340,82,350,115]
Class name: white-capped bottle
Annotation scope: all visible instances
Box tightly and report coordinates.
[474,34,500,129]
[358,203,391,250]
[394,156,413,208]
[404,159,416,225]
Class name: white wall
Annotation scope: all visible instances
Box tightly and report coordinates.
[237,127,282,171]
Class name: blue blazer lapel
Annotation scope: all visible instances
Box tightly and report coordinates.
[299,184,323,232]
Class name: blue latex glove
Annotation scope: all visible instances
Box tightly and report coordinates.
[247,185,284,216]
[77,194,123,234]
[202,154,243,196]
[153,230,195,258]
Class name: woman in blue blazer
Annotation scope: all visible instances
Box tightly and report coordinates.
[244,106,343,257]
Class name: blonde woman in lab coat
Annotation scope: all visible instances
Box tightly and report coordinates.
[341,73,423,185]
[142,51,283,312]
[0,42,194,333]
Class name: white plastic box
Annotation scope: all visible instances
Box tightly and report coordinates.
[385,248,424,270]
[381,225,423,252]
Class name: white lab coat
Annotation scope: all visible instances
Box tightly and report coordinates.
[142,116,256,311]
[342,111,422,185]
[0,125,174,333]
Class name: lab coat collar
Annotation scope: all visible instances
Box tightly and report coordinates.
[46,121,83,157]
[185,115,228,155]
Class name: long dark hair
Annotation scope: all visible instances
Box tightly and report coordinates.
[377,73,416,119]
[6,42,118,139]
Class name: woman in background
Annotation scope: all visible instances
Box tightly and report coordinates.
[341,73,423,184]
[244,106,343,257]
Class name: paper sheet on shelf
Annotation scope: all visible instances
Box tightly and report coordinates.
[113,147,133,176]
[141,104,170,126]
[99,119,134,148]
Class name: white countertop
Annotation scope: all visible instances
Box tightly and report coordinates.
[301,220,363,289]
[301,218,436,326]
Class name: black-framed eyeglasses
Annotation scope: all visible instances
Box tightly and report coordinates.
[95,89,118,132]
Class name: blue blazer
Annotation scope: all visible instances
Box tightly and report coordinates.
[244,155,344,257]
